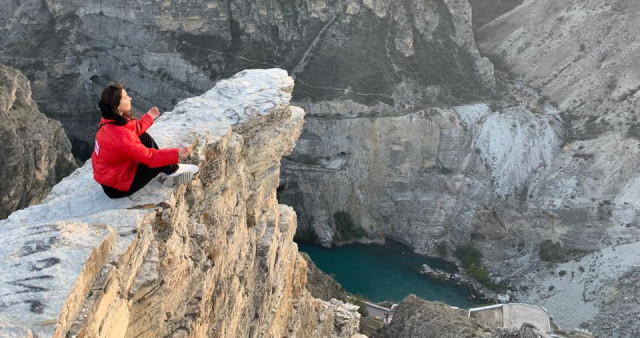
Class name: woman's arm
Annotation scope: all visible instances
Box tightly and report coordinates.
[121,132,179,168]
[136,107,160,135]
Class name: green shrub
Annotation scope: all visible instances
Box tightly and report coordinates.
[539,240,569,262]
[558,270,567,276]
[456,245,482,267]
[348,295,369,317]
[456,245,500,291]
[295,226,319,243]
[436,241,448,257]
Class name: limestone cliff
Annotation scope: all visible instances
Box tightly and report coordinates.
[468,1,640,336]
[0,69,360,337]
[0,64,76,220]
[0,0,494,159]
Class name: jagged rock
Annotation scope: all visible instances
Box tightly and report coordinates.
[493,323,543,338]
[0,69,359,337]
[371,294,492,338]
[0,64,76,220]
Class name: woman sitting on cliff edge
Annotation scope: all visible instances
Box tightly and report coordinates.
[91,82,198,198]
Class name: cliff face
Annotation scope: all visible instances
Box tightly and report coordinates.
[0,69,360,337]
[282,0,640,334]
[470,1,640,335]
[0,0,494,159]
[280,103,565,253]
[0,64,76,220]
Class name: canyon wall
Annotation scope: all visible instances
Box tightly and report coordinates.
[0,0,494,159]
[472,1,640,336]
[0,69,360,337]
[0,64,76,220]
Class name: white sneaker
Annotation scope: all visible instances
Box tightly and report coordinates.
[163,164,199,186]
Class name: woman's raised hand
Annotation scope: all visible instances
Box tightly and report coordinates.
[178,146,192,160]
[148,107,161,119]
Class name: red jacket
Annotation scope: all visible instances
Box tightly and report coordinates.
[91,113,178,191]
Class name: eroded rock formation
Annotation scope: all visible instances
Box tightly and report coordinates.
[0,69,360,337]
[0,64,76,220]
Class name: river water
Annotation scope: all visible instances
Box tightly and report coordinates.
[297,240,482,308]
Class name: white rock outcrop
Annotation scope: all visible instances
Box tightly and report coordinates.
[0,69,360,337]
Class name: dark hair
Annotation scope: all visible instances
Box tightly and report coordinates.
[98,82,132,123]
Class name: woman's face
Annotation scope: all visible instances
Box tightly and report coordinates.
[117,89,132,114]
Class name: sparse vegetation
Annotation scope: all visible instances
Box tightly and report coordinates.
[558,270,567,276]
[295,226,319,243]
[456,245,500,291]
[347,294,369,317]
[436,241,448,257]
[333,211,367,241]
[548,285,555,291]
[539,240,585,263]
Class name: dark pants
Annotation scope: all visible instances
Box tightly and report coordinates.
[102,132,178,198]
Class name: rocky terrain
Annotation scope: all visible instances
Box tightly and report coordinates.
[284,0,640,335]
[470,0,640,336]
[0,69,360,337]
[0,64,76,220]
[371,295,595,338]
[2,0,639,335]
[0,0,494,159]
[372,295,492,337]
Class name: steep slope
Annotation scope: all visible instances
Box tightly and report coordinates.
[473,0,640,335]
[0,69,360,337]
[477,0,640,142]
[0,64,76,220]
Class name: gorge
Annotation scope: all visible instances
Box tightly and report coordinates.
[0,0,639,336]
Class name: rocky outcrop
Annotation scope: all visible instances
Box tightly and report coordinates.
[371,295,491,338]
[0,69,360,337]
[0,64,76,220]
[0,0,494,159]
[373,295,593,338]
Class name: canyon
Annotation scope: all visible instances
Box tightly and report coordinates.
[0,0,638,335]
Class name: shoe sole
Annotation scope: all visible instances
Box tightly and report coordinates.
[164,171,195,186]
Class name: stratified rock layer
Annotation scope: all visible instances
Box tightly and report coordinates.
[0,64,76,220]
[0,69,360,337]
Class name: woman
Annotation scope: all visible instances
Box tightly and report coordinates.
[91,82,198,198]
